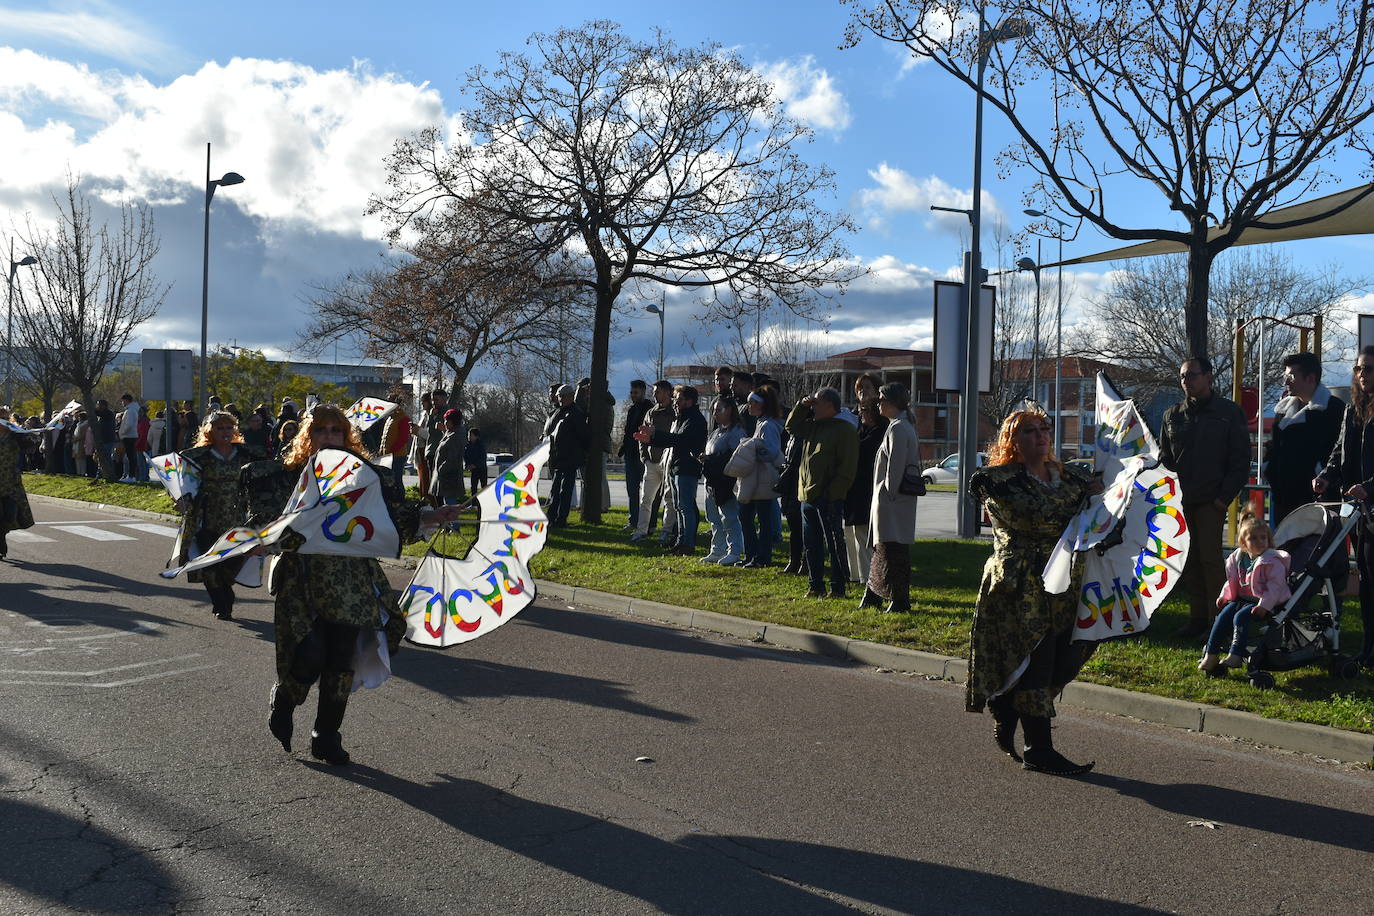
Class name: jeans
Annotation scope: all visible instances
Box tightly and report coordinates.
[635,460,667,537]
[739,499,777,565]
[550,466,577,525]
[704,491,743,559]
[624,455,644,529]
[1206,599,1259,655]
[672,473,700,548]
[801,498,849,590]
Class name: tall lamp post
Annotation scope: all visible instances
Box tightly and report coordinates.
[1015,244,1042,405]
[6,241,38,407]
[954,9,1033,538]
[645,295,666,381]
[199,142,245,415]
[1023,208,1072,455]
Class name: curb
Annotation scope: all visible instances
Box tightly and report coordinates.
[28,492,1374,767]
[28,492,180,524]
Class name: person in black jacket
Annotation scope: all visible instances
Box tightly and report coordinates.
[547,384,590,527]
[636,384,707,555]
[1315,346,1374,666]
[1266,351,1344,524]
[464,427,488,494]
[618,380,652,532]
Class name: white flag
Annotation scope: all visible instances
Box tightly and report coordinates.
[345,397,398,434]
[149,452,201,502]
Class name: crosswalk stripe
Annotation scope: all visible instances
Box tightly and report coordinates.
[49,525,137,542]
[119,523,178,537]
[7,530,56,543]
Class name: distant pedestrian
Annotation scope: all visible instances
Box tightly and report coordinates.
[786,387,858,598]
[861,384,918,614]
[465,427,488,494]
[547,385,590,527]
[619,380,652,532]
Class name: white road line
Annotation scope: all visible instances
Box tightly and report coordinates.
[0,653,204,677]
[7,530,56,543]
[119,523,178,537]
[36,520,131,525]
[0,662,221,688]
[48,525,137,542]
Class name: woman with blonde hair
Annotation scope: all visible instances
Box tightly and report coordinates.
[174,410,264,620]
[265,404,459,766]
[966,407,1101,776]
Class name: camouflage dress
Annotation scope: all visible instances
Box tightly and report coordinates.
[263,459,424,706]
[0,430,35,538]
[966,462,1094,718]
[175,444,265,588]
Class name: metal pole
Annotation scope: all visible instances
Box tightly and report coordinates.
[1031,237,1041,404]
[957,8,990,539]
[5,238,14,407]
[1054,234,1063,456]
[658,296,666,381]
[1256,320,1265,493]
[199,142,212,416]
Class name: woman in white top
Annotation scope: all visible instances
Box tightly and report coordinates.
[860,383,920,613]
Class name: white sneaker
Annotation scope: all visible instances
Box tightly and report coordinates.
[718,554,741,566]
[700,552,725,564]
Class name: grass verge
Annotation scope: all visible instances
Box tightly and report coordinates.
[27,472,1373,734]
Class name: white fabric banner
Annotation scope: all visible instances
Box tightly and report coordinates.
[149,452,201,502]
[44,400,82,429]
[345,397,398,433]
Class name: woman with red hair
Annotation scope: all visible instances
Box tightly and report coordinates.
[967,408,1101,776]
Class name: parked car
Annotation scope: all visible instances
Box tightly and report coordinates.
[922,452,987,485]
[1065,457,1095,473]
[488,452,515,474]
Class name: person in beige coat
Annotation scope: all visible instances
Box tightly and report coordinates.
[860,383,920,613]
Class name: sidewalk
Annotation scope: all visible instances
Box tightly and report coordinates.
[27,492,1374,767]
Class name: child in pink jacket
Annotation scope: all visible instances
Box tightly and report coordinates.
[1199,513,1291,672]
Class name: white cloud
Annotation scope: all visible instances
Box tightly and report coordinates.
[0,2,182,71]
[756,55,851,132]
[855,161,1004,235]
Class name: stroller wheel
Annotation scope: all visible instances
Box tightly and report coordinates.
[1249,671,1276,690]
[1334,657,1362,680]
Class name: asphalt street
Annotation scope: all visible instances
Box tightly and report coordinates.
[1,499,1371,914]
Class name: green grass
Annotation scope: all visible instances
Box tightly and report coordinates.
[26,472,1374,733]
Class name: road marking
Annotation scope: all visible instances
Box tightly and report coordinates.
[7,530,55,543]
[36,519,133,525]
[0,653,205,677]
[119,523,178,537]
[48,525,137,541]
[0,662,221,688]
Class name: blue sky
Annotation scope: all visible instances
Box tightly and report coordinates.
[2,0,1371,397]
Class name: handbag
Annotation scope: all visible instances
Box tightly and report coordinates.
[898,466,926,497]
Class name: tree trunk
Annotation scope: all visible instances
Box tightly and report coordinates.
[1185,242,1215,360]
[580,288,615,525]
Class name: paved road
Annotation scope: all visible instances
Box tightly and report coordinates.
[1,500,1371,914]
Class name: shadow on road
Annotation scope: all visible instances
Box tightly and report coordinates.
[1,562,207,634]
[1097,774,1374,853]
[330,769,1166,915]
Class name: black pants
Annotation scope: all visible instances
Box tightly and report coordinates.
[1010,625,1094,718]
[287,619,361,735]
[1357,527,1374,659]
[782,495,804,569]
[470,468,488,493]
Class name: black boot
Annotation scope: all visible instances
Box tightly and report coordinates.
[269,684,297,752]
[884,599,912,614]
[858,588,883,609]
[989,696,1021,762]
[310,673,352,766]
[1021,715,1093,776]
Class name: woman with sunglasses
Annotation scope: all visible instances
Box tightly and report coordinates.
[264,404,459,766]
[173,410,267,620]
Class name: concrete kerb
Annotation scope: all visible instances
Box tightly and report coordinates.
[27,491,1374,767]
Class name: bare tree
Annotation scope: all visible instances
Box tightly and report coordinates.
[369,20,860,523]
[1071,248,1361,406]
[844,0,1374,357]
[12,178,167,478]
[6,341,65,418]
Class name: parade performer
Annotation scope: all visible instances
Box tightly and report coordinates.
[265,405,458,766]
[0,410,36,560]
[174,411,264,620]
[967,408,1102,776]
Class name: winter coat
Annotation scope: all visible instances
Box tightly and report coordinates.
[1158,392,1250,506]
[620,397,652,462]
[1218,547,1292,613]
[845,416,889,525]
[732,416,782,504]
[547,404,591,470]
[869,416,920,545]
[429,430,467,499]
[1319,402,1374,499]
[1266,385,1344,521]
[639,402,675,464]
[703,423,746,504]
[785,402,859,503]
[650,406,708,478]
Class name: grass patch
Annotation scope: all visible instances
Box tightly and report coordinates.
[27,472,1374,733]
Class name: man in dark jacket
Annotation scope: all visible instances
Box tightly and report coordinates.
[1265,351,1344,524]
[618,380,652,532]
[547,384,589,527]
[92,399,118,478]
[786,387,859,599]
[642,384,707,554]
[631,380,676,543]
[1158,356,1251,637]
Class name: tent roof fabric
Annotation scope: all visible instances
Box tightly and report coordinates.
[1054,183,1374,267]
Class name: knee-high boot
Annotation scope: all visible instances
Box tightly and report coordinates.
[310,670,353,766]
[269,683,299,752]
[988,695,1020,762]
[1021,715,1093,776]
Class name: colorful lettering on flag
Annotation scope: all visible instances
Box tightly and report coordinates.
[345,397,398,433]
[149,452,201,502]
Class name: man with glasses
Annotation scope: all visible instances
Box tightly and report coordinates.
[1159,356,1251,638]
[1266,352,1344,524]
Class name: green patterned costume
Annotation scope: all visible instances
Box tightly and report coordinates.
[0,430,35,552]
[966,462,1095,718]
[175,444,265,591]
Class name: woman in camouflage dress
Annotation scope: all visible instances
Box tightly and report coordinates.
[174,411,264,620]
[967,409,1101,776]
[0,411,36,560]
[265,405,458,766]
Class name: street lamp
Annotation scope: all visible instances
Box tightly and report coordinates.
[644,295,666,381]
[953,8,1034,538]
[6,241,38,407]
[1015,246,1042,406]
[1024,208,1072,455]
[199,141,245,415]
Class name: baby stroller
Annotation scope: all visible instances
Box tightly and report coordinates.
[1241,501,1364,688]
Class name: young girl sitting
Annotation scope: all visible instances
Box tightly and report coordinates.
[1199,512,1292,673]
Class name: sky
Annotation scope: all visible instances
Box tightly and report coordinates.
[2,0,1373,399]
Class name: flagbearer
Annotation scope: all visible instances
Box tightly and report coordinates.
[174,411,266,620]
[262,405,459,766]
